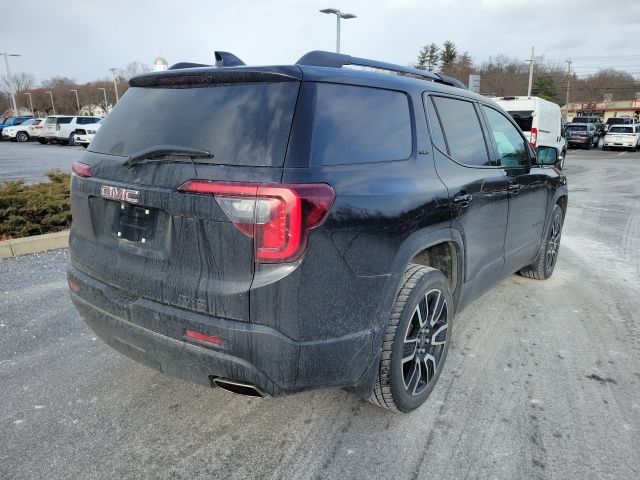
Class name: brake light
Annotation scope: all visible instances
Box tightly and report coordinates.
[71,162,92,178]
[178,180,335,263]
[35,125,43,129]
[530,127,538,147]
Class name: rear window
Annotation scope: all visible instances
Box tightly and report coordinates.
[609,126,634,134]
[566,125,587,132]
[507,110,533,132]
[311,84,412,166]
[90,82,300,166]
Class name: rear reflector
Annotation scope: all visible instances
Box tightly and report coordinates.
[178,180,335,263]
[185,329,222,346]
[71,162,92,178]
[68,280,81,292]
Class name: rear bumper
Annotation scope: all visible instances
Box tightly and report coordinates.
[67,265,377,396]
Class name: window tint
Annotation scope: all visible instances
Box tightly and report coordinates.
[432,96,489,166]
[609,126,634,134]
[57,117,73,124]
[90,82,299,166]
[482,106,530,167]
[424,96,447,153]
[311,83,412,165]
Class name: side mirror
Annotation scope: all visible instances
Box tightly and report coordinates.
[537,146,561,168]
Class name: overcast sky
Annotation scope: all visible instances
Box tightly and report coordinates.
[2,0,640,85]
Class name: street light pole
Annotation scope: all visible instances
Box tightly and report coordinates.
[109,68,119,102]
[24,92,34,116]
[565,59,572,120]
[319,8,357,53]
[70,89,80,114]
[98,87,108,116]
[45,91,55,115]
[1,52,22,114]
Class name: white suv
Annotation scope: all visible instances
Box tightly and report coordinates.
[42,115,101,145]
[603,125,640,151]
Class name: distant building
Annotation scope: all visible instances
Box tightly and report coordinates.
[562,99,640,122]
[79,104,109,117]
[153,56,168,72]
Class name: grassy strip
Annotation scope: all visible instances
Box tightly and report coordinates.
[0,172,71,240]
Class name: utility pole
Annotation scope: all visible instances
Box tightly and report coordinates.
[109,68,119,102]
[45,91,55,115]
[98,87,108,115]
[565,59,572,119]
[526,46,534,97]
[70,89,80,114]
[24,92,33,116]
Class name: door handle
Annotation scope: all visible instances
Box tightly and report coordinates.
[453,193,472,207]
[508,184,521,195]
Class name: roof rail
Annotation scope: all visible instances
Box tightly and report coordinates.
[296,50,467,90]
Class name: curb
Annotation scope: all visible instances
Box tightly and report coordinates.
[0,230,69,259]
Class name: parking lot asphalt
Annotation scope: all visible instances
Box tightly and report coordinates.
[0,141,84,183]
[1,148,639,480]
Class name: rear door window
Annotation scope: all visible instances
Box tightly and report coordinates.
[507,110,533,132]
[431,96,490,167]
[311,83,412,165]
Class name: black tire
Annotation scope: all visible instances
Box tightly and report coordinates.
[37,138,48,144]
[369,264,453,413]
[519,204,564,280]
[68,132,77,146]
[58,139,68,146]
[16,131,29,142]
[81,144,88,149]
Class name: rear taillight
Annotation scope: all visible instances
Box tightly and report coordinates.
[529,127,538,148]
[178,180,335,264]
[71,162,92,178]
[35,125,43,130]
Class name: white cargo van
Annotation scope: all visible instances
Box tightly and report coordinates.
[491,96,565,157]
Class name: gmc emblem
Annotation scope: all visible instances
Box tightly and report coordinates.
[100,185,140,204]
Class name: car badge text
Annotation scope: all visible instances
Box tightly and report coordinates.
[100,185,139,204]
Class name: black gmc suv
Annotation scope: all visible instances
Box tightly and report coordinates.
[67,51,568,413]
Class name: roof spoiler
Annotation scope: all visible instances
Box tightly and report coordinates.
[296,50,467,90]
[167,51,246,71]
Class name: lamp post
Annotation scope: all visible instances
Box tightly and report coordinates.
[45,91,55,115]
[109,68,119,102]
[1,52,21,113]
[24,92,34,116]
[70,89,80,114]
[98,87,108,116]
[319,8,357,53]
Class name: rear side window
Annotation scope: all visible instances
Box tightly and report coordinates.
[311,84,412,165]
[45,117,56,124]
[90,82,299,166]
[482,106,530,167]
[424,96,447,153]
[57,117,72,124]
[432,96,489,166]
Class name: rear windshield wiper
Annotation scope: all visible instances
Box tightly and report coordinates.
[124,145,213,168]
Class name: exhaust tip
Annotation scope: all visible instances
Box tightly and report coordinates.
[211,377,265,398]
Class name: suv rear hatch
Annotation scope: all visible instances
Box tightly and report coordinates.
[69,66,302,321]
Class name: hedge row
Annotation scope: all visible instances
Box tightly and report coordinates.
[0,172,72,240]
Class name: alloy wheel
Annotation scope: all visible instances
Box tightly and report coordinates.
[546,213,562,271]
[402,288,448,396]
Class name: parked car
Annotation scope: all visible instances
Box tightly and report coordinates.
[42,115,101,145]
[67,50,568,413]
[27,118,45,141]
[604,116,635,133]
[1,118,41,142]
[492,96,566,159]
[0,116,34,139]
[565,123,599,149]
[571,116,604,136]
[74,119,102,148]
[603,125,640,151]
